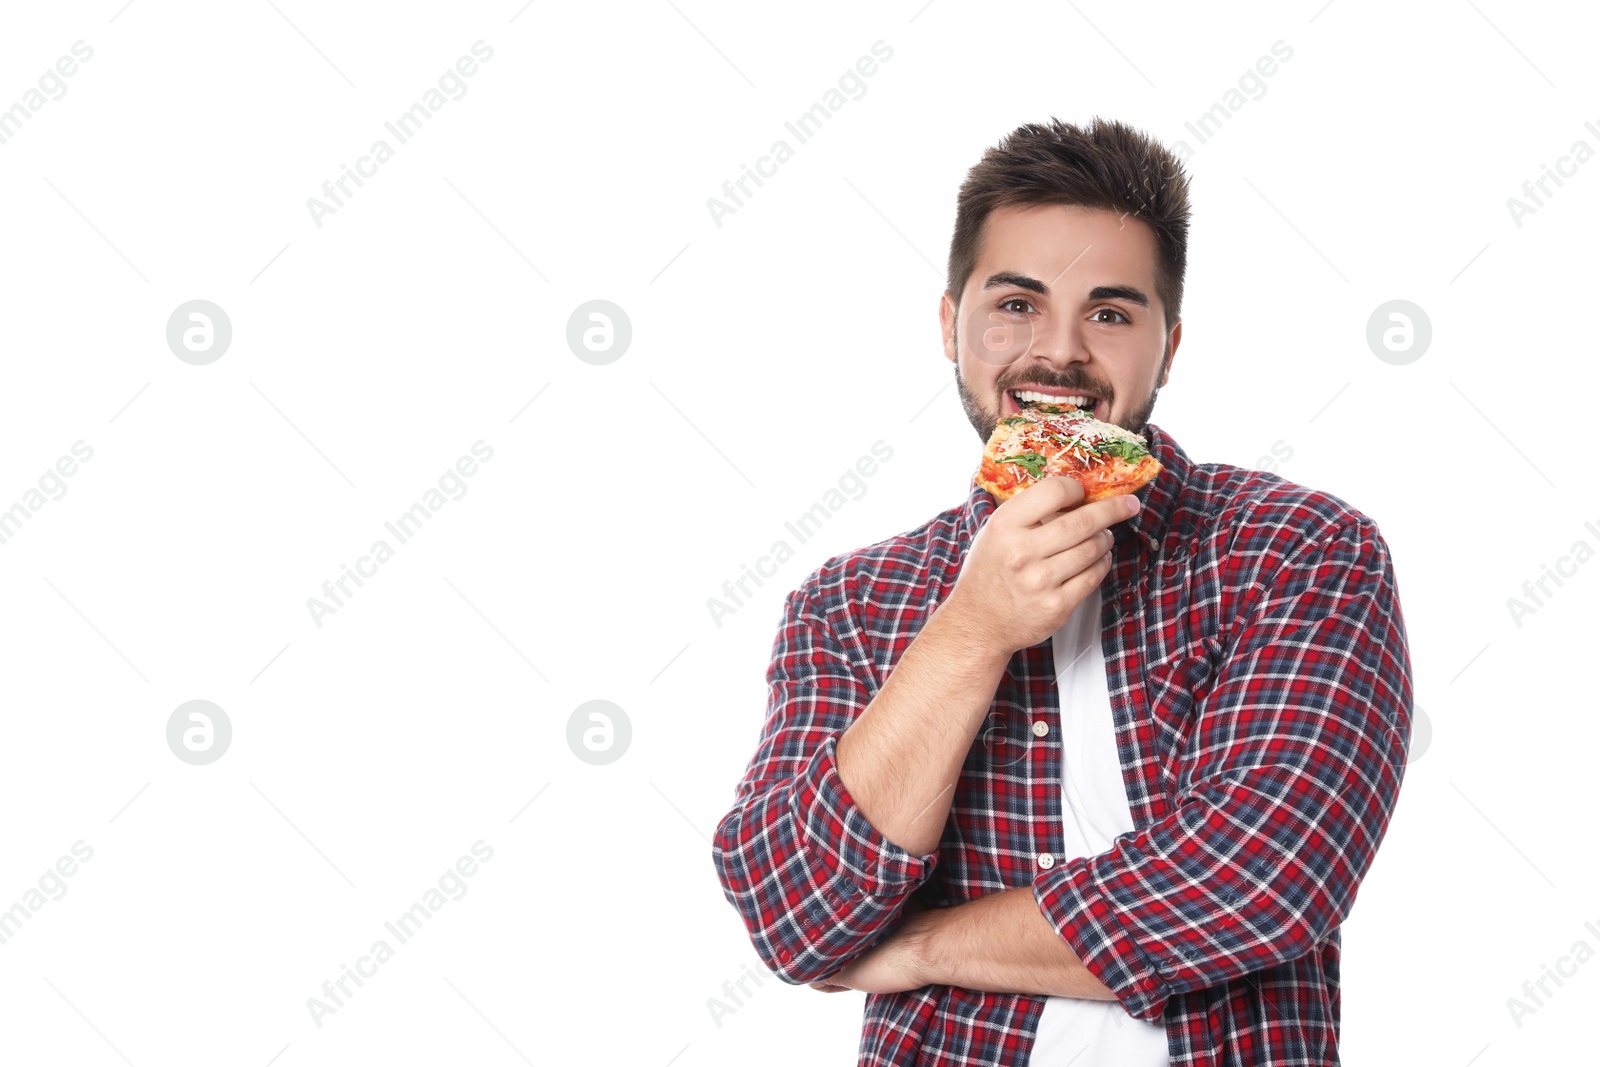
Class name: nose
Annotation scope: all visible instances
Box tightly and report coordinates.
[1022,311,1091,371]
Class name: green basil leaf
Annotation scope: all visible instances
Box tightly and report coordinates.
[999,452,1048,478]
[1094,438,1149,462]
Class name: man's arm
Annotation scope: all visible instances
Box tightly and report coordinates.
[836,483,1137,857]
[817,516,1411,1011]
[712,479,1134,985]
[710,578,1005,986]
[1024,516,1413,1022]
[805,888,1117,999]
[921,887,1119,999]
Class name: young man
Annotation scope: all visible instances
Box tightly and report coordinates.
[712,117,1413,1067]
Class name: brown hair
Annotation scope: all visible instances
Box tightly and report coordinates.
[946,116,1192,331]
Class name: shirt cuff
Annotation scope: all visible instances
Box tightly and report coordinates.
[790,732,938,899]
[1034,855,1170,1022]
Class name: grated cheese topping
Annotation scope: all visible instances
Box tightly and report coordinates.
[985,404,1152,482]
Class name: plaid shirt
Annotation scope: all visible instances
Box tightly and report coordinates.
[712,423,1413,1067]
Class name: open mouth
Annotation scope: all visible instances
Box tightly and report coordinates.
[1004,388,1104,418]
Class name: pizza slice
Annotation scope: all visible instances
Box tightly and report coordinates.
[976,401,1162,503]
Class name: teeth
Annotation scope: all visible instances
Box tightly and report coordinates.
[1014,389,1095,408]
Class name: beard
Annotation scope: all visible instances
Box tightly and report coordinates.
[954,337,1168,444]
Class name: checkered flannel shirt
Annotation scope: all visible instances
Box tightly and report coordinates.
[712,423,1413,1066]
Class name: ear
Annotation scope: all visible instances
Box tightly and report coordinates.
[1158,318,1182,386]
[939,291,958,365]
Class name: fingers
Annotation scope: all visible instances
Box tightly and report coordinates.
[1040,532,1115,592]
[1034,494,1139,558]
[1001,474,1085,525]
[991,520,1113,609]
[1042,525,1115,570]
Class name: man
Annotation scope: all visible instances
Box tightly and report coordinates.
[711,116,1412,1067]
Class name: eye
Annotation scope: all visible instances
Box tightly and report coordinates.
[1092,307,1131,324]
[999,297,1036,315]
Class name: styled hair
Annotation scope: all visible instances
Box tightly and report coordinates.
[947,116,1192,331]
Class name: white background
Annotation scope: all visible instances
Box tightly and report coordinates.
[0,1,1595,1064]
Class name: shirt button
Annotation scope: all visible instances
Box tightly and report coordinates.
[1031,720,1049,737]
[1147,534,1159,552]
[1037,852,1055,870]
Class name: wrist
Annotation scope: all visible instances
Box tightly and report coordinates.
[931,591,1013,670]
[904,906,948,988]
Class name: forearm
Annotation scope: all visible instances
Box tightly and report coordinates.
[834,596,1010,856]
[920,887,1118,1000]
[1031,524,1412,1021]
[714,585,997,986]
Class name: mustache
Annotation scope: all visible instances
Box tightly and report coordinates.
[996,372,1114,398]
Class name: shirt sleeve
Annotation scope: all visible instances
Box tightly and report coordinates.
[1033,516,1413,1022]
[712,580,939,985]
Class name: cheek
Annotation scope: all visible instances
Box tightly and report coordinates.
[961,306,1034,373]
[967,363,1004,393]
[955,344,1006,395]
[1111,335,1166,392]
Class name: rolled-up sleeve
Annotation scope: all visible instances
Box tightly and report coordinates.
[713,580,938,985]
[1034,517,1413,1021]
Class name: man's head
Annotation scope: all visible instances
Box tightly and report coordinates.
[940,117,1192,442]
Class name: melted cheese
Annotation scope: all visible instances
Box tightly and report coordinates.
[993,406,1148,459]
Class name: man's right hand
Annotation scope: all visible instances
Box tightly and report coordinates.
[944,477,1140,659]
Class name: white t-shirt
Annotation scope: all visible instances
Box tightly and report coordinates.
[1026,586,1170,1066]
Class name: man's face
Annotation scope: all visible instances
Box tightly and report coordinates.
[940,203,1183,443]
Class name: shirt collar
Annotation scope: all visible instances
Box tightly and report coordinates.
[958,422,1190,550]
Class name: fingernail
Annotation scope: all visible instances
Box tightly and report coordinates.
[1125,495,1140,514]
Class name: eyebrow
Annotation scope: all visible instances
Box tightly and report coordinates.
[981,272,1150,308]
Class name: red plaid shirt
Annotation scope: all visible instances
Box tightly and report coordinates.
[712,423,1413,1066]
